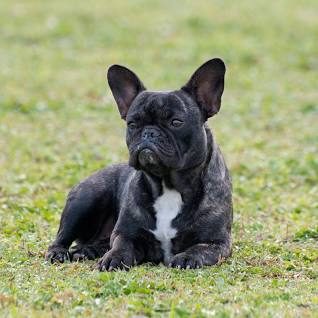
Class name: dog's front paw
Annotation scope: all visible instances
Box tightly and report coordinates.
[98,249,135,272]
[70,245,104,261]
[168,252,203,269]
[45,246,71,264]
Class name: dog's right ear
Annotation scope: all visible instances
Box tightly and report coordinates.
[107,65,146,120]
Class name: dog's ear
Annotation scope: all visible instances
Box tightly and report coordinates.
[182,58,226,119]
[107,65,146,120]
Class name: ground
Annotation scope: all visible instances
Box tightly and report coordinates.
[0,0,317,317]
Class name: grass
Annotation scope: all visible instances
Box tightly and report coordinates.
[0,0,317,316]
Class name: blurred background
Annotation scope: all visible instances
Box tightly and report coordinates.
[0,0,317,316]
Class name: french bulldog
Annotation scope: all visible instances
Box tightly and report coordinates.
[45,58,233,270]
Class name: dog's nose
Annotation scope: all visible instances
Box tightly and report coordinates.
[141,127,161,140]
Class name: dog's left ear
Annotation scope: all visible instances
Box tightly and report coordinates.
[182,58,226,119]
[107,65,146,120]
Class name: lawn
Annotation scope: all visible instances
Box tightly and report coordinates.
[0,0,317,317]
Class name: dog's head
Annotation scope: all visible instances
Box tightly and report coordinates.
[107,59,226,177]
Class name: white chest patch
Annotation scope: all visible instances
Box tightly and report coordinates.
[151,183,183,264]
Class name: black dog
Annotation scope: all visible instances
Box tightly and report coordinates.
[46,58,233,270]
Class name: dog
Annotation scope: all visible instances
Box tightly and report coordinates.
[45,58,233,270]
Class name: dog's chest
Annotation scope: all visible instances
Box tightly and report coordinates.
[151,183,183,264]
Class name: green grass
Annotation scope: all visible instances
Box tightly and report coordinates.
[1,0,318,317]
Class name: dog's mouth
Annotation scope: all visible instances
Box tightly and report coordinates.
[137,148,165,177]
[129,144,166,176]
[138,148,160,167]
[129,140,182,176]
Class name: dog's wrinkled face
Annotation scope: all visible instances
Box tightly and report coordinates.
[125,90,207,175]
[107,59,226,177]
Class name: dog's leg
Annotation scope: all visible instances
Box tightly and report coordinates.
[45,192,96,263]
[46,177,115,264]
[169,240,232,269]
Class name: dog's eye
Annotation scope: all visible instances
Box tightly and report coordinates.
[128,122,137,129]
[171,119,183,128]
